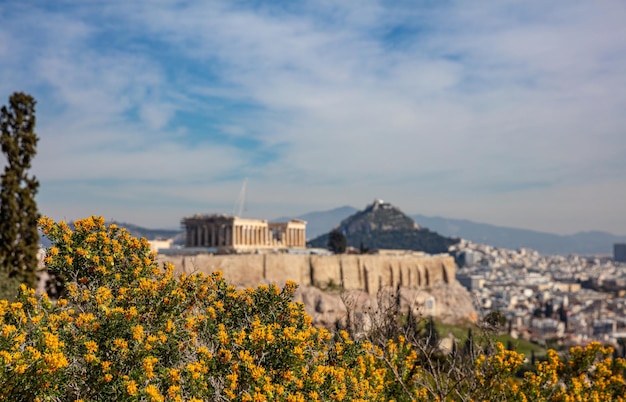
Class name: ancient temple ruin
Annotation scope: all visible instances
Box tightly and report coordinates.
[181,214,306,252]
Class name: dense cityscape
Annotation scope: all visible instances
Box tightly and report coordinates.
[454,240,626,350]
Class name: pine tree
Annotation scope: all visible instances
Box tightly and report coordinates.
[328,229,347,254]
[0,92,40,290]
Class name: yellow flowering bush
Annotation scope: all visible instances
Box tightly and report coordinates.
[519,342,626,402]
[0,217,416,401]
[0,216,624,401]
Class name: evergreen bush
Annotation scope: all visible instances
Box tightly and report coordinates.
[0,216,624,401]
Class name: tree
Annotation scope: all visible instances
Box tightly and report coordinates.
[423,316,440,348]
[0,92,40,290]
[327,229,346,254]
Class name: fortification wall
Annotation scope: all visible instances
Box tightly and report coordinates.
[157,253,457,294]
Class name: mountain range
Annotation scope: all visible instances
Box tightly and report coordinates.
[410,214,625,256]
[290,206,624,256]
[133,207,626,255]
[41,206,625,256]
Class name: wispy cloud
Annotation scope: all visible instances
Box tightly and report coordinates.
[1,1,625,234]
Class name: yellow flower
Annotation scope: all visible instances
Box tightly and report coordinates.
[15,364,28,374]
[169,368,181,383]
[168,385,181,397]
[132,324,144,341]
[84,340,98,354]
[101,360,112,372]
[126,380,138,396]
[113,338,128,350]
[1,324,17,338]
[143,356,158,379]
[43,351,69,372]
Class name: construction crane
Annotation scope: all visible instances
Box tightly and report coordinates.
[232,178,248,217]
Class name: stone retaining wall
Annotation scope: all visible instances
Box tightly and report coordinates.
[157,253,457,295]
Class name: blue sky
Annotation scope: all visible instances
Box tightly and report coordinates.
[1,1,625,234]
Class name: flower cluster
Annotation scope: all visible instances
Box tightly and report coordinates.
[520,342,626,401]
[1,216,625,401]
[0,217,417,400]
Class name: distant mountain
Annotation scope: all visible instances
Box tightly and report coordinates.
[411,214,626,256]
[111,221,185,245]
[39,209,621,257]
[308,200,459,254]
[273,205,359,240]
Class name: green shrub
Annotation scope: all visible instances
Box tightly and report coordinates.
[0,216,624,401]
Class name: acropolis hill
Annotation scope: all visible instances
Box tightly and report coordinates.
[164,201,458,293]
[156,252,457,295]
[155,202,476,323]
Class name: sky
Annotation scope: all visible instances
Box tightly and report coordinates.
[1,1,625,235]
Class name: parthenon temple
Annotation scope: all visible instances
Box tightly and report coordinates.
[181,214,307,252]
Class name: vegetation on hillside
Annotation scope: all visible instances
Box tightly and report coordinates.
[309,200,459,253]
[1,216,625,400]
[0,92,40,294]
[311,227,458,254]
[327,230,346,254]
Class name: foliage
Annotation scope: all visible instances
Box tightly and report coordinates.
[327,230,346,254]
[311,228,459,254]
[0,92,40,291]
[309,201,459,253]
[0,216,625,401]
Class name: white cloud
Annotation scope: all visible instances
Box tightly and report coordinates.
[1,1,625,233]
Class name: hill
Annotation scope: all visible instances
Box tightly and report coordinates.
[280,206,626,255]
[308,200,459,254]
[41,208,623,256]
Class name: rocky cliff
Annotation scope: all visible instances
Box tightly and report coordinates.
[157,252,476,324]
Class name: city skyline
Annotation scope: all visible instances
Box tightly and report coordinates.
[1,2,625,235]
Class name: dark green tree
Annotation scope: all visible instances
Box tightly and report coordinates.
[327,229,346,254]
[424,316,440,348]
[0,92,40,290]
